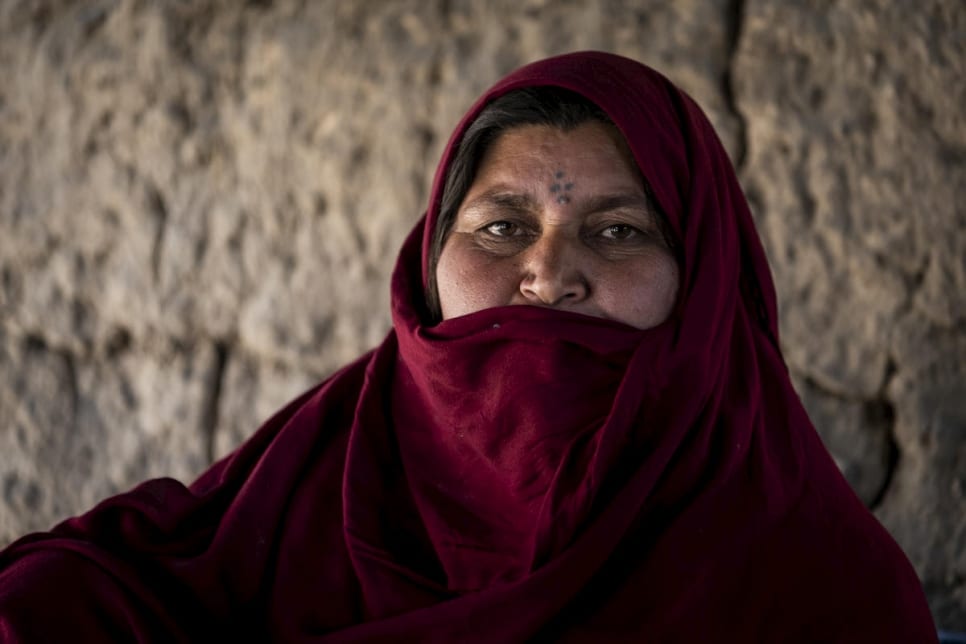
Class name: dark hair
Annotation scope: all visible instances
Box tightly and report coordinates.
[424,86,671,323]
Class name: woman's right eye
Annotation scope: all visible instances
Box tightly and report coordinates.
[482,221,519,237]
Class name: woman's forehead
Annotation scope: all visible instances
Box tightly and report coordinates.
[476,122,643,183]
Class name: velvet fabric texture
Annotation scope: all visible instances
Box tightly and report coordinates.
[0,51,937,642]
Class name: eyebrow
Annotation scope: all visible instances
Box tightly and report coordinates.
[461,190,540,216]
[580,193,654,216]
[461,187,655,217]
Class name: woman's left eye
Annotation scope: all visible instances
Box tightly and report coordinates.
[483,221,519,236]
[599,224,639,240]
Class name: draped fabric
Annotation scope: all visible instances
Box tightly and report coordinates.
[0,51,936,642]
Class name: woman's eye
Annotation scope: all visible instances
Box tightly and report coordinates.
[600,224,639,240]
[483,221,519,236]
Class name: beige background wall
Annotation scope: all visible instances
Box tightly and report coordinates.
[0,0,963,629]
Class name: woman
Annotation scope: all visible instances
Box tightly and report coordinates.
[0,51,937,641]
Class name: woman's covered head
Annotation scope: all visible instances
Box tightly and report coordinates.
[425,87,679,329]
[403,51,778,356]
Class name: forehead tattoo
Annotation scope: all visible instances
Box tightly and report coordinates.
[549,170,575,204]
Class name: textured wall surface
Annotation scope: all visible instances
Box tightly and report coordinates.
[0,0,963,629]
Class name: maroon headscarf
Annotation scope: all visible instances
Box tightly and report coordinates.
[0,51,936,642]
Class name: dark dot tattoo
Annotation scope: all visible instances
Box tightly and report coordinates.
[550,170,574,204]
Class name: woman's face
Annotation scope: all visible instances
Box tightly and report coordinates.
[435,122,679,330]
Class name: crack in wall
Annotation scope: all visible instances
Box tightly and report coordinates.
[146,185,168,284]
[799,364,902,512]
[867,358,901,512]
[201,340,230,464]
[865,397,899,511]
[60,348,79,434]
[722,0,748,171]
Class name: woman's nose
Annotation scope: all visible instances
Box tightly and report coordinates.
[519,234,589,306]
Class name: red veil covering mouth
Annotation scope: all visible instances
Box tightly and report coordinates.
[0,51,936,642]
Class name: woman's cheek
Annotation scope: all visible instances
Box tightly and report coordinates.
[642,258,680,326]
[460,255,514,313]
[602,255,679,329]
[438,240,515,319]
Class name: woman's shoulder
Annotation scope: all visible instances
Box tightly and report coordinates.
[765,470,938,642]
